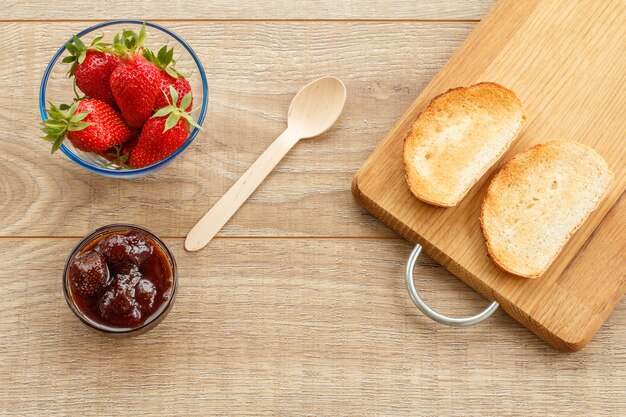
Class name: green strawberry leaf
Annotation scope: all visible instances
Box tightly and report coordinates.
[71,111,90,122]
[67,121,90,131]
[46,105,65,120]
[113,43,126,55]
[43,120,68,129]
[163,112,181,132]
[65,42,79,55]
[138,23,147,46]
[42,127,66,135]
[143,44,181,78]
[51,136,65,154]
[180,92,192,110]
[72,35,85,51]
[164,67,179,78]
[169,86,179,106]
[152,107,173,118]
[181,113,204,131]
[68,101,79,116]
[165,47,174,65]
[157,45,168,64]
[142,48,155,62]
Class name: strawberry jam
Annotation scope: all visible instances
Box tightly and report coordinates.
[65,226,175,331]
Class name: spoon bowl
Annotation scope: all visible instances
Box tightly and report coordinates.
[287,76,347,138]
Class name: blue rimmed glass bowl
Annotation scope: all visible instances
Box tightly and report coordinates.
[39,20,208,178]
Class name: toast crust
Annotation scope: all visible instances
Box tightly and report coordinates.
[480,141,613,278]
[403,82,526,207]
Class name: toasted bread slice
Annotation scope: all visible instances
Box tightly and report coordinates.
[403,82,526,207]
[481,141,613,278]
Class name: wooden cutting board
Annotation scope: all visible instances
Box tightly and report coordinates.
[352,0,625,351]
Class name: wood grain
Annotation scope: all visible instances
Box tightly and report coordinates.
[353,0,626,351]
[0,1,624,414]
[0,238,624,416]
[0,0,494,21]
[0,21,474,238]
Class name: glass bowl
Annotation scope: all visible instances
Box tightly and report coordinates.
[39,20,208,178]
[63,224,178,336]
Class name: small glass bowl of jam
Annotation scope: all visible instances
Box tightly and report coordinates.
[63,224,177,336]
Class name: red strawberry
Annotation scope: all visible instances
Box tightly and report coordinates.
[41,99,132,154]
[155,74,192,111]
[143,46,193,111]
[74,52,121,106]
[129,87,203,168]
[69,250,110,297]
[109,25,162,128]
[129,116,189,168]
[63,35,120,106]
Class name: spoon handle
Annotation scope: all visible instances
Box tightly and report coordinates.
[185,128,300,251]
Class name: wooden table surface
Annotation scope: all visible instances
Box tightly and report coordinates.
[1,1,624,416]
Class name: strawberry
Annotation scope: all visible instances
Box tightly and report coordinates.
[109,25,162,128]
[129,86,202,168]
[69,250,110,297]
[155,74,192,112]
[63,35,120,107]
[41,99,132,154]
[128,117,189,168]
[143,46,193,111]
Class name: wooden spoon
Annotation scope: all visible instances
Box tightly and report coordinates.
[185,76,347,252]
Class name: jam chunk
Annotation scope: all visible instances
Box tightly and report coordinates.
[69,250,110,297]
[96,231,153,270]
[135,279,157,312]
[98,272,143,326]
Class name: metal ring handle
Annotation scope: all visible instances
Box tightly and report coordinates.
[405,244,499,327]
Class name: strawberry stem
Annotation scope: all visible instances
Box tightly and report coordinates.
[113,22,147,58]
[72,80,86,101]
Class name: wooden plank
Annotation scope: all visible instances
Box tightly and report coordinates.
[0,1,622,414]
[0,21,474,237]
[0,238,624,416]
[0,0,493,21]
[353,0,626,350]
